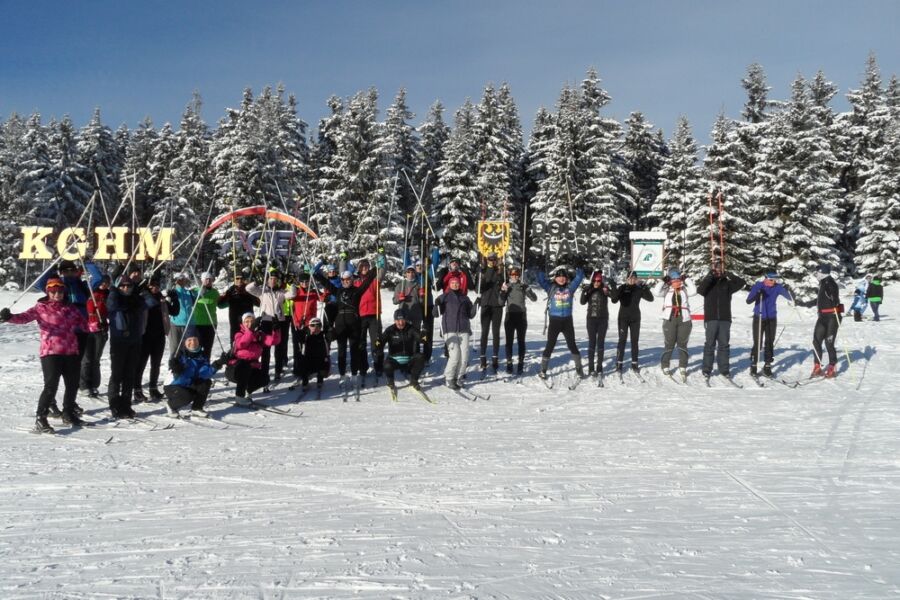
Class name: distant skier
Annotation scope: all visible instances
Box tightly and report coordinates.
[866,275,884,322]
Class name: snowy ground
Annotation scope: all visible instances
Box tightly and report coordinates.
[0,287,897,599]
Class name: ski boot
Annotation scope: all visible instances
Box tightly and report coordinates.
[763,364,773,378]
[810,362,823,377]
[506,360,514,374]
[48,403,62,419]
[750,364,758,377]
[538,357,550,380]
[133,389,147,403]
[148,387,164,402]
[491,356,499,374]
[61,410,83,427]
[191,407,210,418]
[574,354,586,378]
[516,360,524,375]
[479,355,487,371]
[631,362,640,373]
[824,364,837,379]
[33,415,55,434]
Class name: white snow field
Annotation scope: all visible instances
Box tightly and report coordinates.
[0,287,897,599]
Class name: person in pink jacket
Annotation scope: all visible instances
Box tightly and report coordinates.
[225,312,280,405]
[1,277,89,433]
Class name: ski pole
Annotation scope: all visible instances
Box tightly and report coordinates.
[717,191,726,269]
[707,191,715,268]
[834,310,854,379]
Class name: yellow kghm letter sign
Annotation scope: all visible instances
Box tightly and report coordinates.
[477,221,511,258]
[18,227,175,261]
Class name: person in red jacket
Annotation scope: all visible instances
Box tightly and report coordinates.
[1,277,89,432]
[226,312,281,404]
[354,256,386,379]
[80,274,110,398]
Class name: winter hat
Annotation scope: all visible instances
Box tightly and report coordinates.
[148,276,162,287]
[405,265,415,272]
[816,264,832,275]
[449,256,460,265]
[201,271,214,281]
[414,259,423,267]
[592,272,604,282]
[268,268,282,279]
[296,272,310,282]
[241,311,255,321]
[174,272,189,282]
[44,277,66,292]
[628,270,638,279]
[340,270,353,280]
[325,264,337,273]
[58,260,78,272]
[184,324,200,340]
[486,251,498,260]
[393,308,408,321]
[309,317,323,328]
[764,271,780,280]
[553,266,569,277]
[668,269,682,280]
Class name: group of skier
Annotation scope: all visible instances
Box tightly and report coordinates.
[0,247,883,434]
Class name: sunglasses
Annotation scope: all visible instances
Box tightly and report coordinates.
[47,288,65,294]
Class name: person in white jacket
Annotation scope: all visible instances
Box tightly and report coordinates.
[654,269,694,381]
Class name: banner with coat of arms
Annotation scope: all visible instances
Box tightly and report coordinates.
[477,221,511,258]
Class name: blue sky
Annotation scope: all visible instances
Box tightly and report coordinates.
[1,0,898,145]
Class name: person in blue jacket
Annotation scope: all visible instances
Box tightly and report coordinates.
[746,270,792,377]
[536,264,585,379]
[164,326,228,418]
[166,272,198,358]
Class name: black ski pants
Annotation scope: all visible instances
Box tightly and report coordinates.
[108,338,140,412]
[813,313,841,365]
[138,333,166,391]
[543,316,579,358]
[616,318,641,367]
[586,317,608,372]
[79,330,107,391]
[751,316,778,368]
[359,315,384,375]
[38,355,80,417]
[227,360,268,398]
[334,321,364,377]
[383,354,425,386]
[197,325,216,360]
[164,380,211,411]
[421,313,435,362]
[504,312,528,365]
[479,305,503,359]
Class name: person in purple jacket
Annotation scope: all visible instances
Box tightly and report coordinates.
[746,270,792,378]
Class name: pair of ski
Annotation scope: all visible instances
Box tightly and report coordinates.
[449,386,491,402]
[779,374,833,389]
[389,385,435,404]
[233,399,303,418]
[541,373,585,391]
[703,374,744,389]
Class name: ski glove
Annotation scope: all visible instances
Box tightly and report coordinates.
[168,357,185,375]
[0,308,11,322]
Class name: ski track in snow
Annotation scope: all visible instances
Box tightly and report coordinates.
[0,289,898,598]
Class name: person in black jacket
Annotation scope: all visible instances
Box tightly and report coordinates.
[135,277,175,403]
[217,273,260,346]
[314,268,377,385]
[812,264,843,377]
[296,317,330,391]
[580,270,613,376]
[378,309,427,392]
[610,271,654,372]
[695,260,747,379]
[500,267,537,374]
[477,252,504,373]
